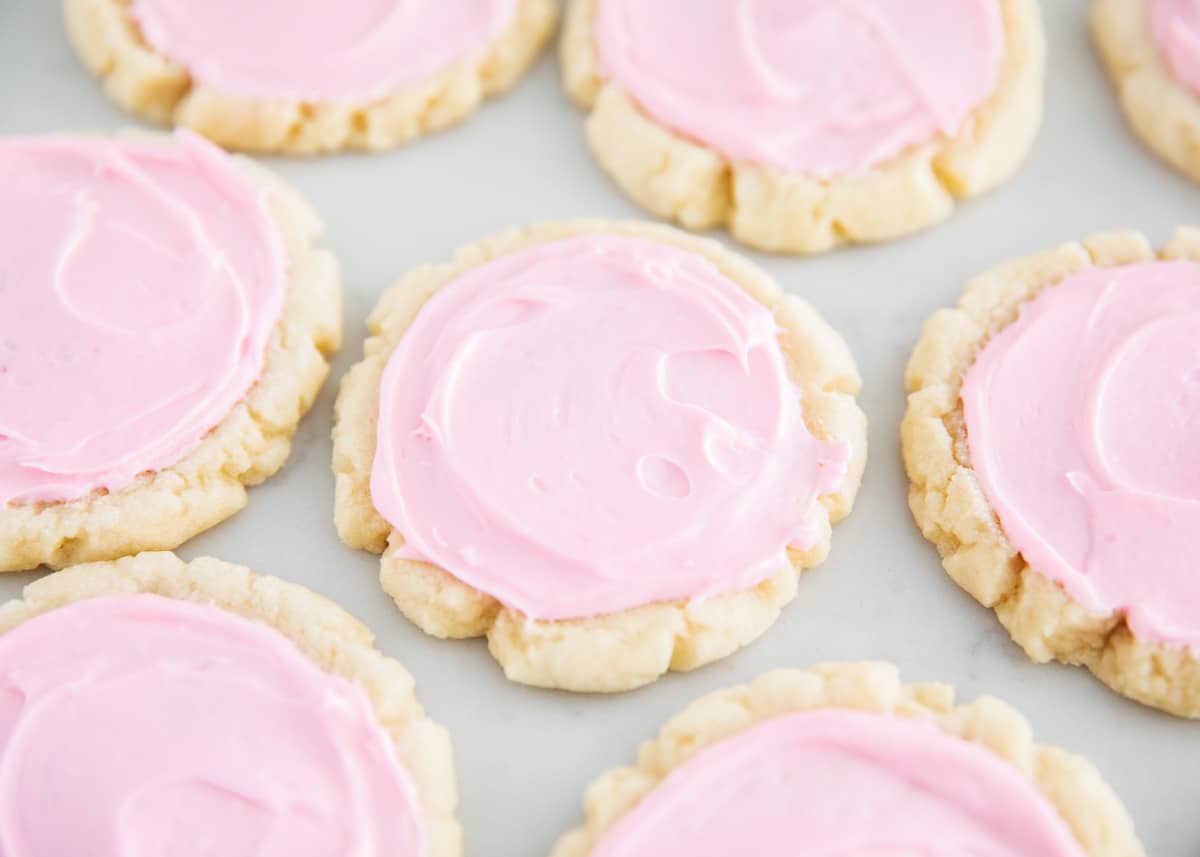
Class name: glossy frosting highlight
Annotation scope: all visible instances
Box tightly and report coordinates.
[0,133,286,506]
[131,0,518,101]
[370,235,848,621]
[963,261,1200,650]
[593,0,1005,176]
[0,595,423,856]
[1150,0,1200,96]
[591,709,1086,857]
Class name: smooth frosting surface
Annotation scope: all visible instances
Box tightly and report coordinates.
[1150,0,1200,95]
[370,235,848,621]
[593,0,1005,176]
[963,261,1200,650]
[130,0,518,101]
[0,132,286,506]
[0,594,422,857]
[591,709,1086,857]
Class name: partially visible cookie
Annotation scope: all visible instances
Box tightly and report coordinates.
[552,662,1143,857]
[904,228,1200,718]
[1093,0,1200,182]
[561,0,1044,254]
[0,131,341,571]
[334,220,866,692]
[65,0,557,154]
[0,551,460,856]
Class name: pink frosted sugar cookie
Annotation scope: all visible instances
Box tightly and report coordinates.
[561,0,1045,254]
[1094,0,1200,182]
[904,228,1200,718]
[0,132,341,572]
[333,221,866,692]
[0,552,459,857]
[65,0,557,153]
[552,663,1144,857]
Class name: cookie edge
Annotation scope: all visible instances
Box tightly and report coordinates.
[1092,0,1200,183]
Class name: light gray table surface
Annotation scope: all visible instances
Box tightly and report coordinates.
[2,1,1197,854]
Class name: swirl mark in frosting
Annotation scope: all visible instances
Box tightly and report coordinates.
[130,0,519,101]
[963,261,1200,650]
[370,236,848,621]
[0,133,287,506]
[0,595,422,856]
[593,0,1005,176]
[590,709,1087,857]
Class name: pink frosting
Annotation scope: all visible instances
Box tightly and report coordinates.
[963,261,1200,651]
[130,0,518,101]
[1150,0,1200,96]
[0,132,286,506]
[592,709,1087,857]
[370,235,849,621]
[0,594,423,856]
[593,0,1005,176]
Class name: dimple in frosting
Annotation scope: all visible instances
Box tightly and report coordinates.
[370,235,848,621]
[0,595,423,857]
[593,0,1005,176]
[1149,0,1200,96]
[963,261,1200,651]
[591,709,1087,857]
[130,0,518,102]
[0,132,287,507]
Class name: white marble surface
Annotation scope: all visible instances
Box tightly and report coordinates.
[1,1,1197,853]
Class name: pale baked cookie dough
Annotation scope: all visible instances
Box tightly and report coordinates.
[552,662,1144,857]
[0,132,341,572]
[334,221,866,692]
[904,228,1200,718]
[0,551,460,856]
[561,0,1045,254]
[1093,0,1200,182]
[65,0,557,154]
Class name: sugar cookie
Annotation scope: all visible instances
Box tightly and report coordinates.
[561,0,1045,254]
[0,131,341,571]
[551,662,1143,857]
[1093,0,1200,182]
[66,0,556,154]
[334,221,866,692]
[904,228,1200,718]
[0,551,459,856]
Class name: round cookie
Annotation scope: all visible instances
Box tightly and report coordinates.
[560,0,1045,254]
[1093,0,1200,182]
[904,228,1200,718]
[333,221,866,692]
[0,131,341,572]
[65,0,557,154]
[0,551,459,856]
[551,662,1143,857]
